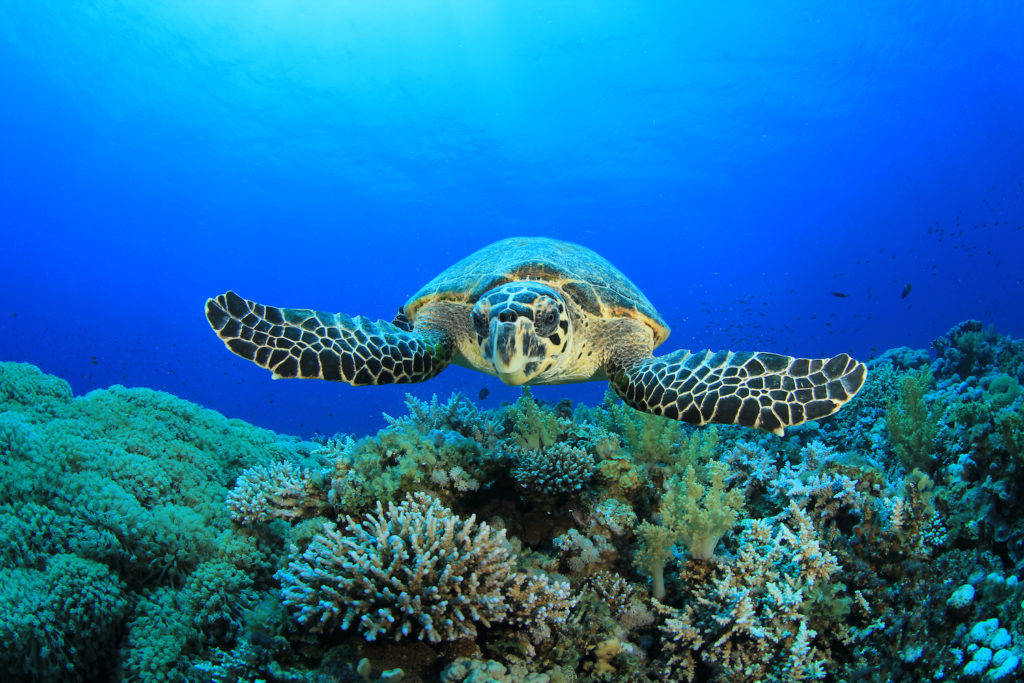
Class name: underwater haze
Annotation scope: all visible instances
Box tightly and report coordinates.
[2,1,1023,436]
[5,3,1024,682]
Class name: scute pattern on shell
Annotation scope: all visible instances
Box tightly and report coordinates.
[402,237,669,344]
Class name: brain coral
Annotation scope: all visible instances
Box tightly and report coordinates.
[277,492,574,643]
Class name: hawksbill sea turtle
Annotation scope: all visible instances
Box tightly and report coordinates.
[205,237,866,435]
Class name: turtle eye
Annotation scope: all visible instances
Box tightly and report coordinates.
[534,307,559,336]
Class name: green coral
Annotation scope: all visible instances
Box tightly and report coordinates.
[986,373,1023,410]
[0,361,73,419]
[663,461,745,560]
[0,554,127,681]
[600,388,683,465]
[0,362,313,679]
[634,461,745,599]
[119,587,194,681]
[634,521,676,600]
[886,367,938,472]
[327,393,496,512]
[671,426,720,475]
[506,387,562,451]
[995,402,1024,460]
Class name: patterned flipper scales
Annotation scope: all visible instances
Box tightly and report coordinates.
[206,291,453,385]
[611,349,867,435]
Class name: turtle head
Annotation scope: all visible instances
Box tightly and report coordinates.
[472,282,572,385]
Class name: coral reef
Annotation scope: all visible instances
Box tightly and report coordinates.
[0,362,320,681]
[277,492,574,644]
[657,504,840,682]
[3,319,1024,681]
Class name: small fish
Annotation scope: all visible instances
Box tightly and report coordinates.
[478,387,490,400]
[901,283,913,299]
[831,292,849,298]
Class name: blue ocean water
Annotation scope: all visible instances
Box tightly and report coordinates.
[1,2,1022,435]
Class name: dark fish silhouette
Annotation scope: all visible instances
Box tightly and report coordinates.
[831,292,849,298]
[901,283,913,299]
[478,387,490,400]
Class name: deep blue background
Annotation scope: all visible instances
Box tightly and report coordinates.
[2,2,1023,436]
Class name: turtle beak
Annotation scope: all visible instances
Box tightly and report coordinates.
[489,320,528,384]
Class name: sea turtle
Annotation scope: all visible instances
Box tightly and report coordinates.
[206,237,866,435]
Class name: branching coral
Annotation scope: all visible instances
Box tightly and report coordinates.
[658,503,842,682]
[553,527,615,574]
[277,492,575,643]
[325,406,492,511]
[724,441,779,497]
[511,442,596,496]
[227,461,326,525]
[6,320,1024,682]
[768,441,864,523]
[395,392,505,449]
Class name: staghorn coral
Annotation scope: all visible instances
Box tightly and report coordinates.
[658,503,842,682]
[768,441,865,524]
[583,570,655,634]
[724,441,780,497]
[5,323,1024,681]
[398,392,505,447]
[277,492,574,644]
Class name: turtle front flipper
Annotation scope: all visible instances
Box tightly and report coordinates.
[206,291,454,385]
[610,349,866,435]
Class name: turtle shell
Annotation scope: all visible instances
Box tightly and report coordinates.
[403,237,670,346]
